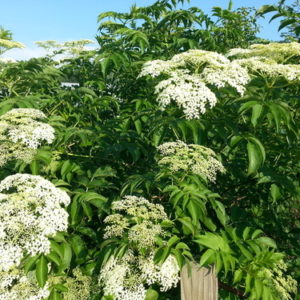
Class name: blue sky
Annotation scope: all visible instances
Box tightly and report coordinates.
[0,0,289,59]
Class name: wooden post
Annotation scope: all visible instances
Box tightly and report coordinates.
[180,263,218,300]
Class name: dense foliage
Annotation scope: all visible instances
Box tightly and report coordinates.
[0,0,299,299]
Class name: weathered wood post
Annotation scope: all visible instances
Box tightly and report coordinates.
[181,263,218,300]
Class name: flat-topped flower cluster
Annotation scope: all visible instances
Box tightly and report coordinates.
[228,43,300,82]
[0,174,70,271]
[139,49,250,119]
[227,42,300,63]
[140,43,300,119]
[157,140,225,182]
[0,268,50,300]
[255,260,297,300]
[100,196,180,300]
[0,107,69,299]
[0,108,55,166]
[104,195,167,248]
[48,268,95,300]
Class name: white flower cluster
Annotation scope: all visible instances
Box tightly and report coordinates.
[99,252,146,300]
[139,254,180,292]
[139,50,231,78]
[99,251,180,300]
[138,59,177,78]
[201,62,249,95]
[227,43,300,83]
[139,50,250,119]
[0,108,55,166]
[0,174,70,271]
[227,42,300,63]
[155,72,217,119]
[256,260,297,300]
[157,140,225,182]
[0,38,24,53]
[48,268,95,300]
[236,57,300,82]
[0,268,49,300]
[0,57,16,64]
[104,195,167,248]
[100,196,180,299]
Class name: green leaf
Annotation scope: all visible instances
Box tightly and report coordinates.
[229,135,243,148]
[23,255,39,273]
[50,241,64,259]
[70,198,82,225]
[256,5,277,15]
[194,233,222,251]
[93,166,116,178]
[30,160,40,175]
[81,202,93,220]
[278,18,297,31]
[214,200,227,226]
[256,237,277,248]
[70,235,87,258]
[53,284,68,292]
[238,100,259,113]
[243,227,251,240]
[172,249,185,268]
[247,141,260,175]
[134,119,142,135]
[178,217,195,235]
[251,104,263,127]
[175,242,190,250]
[202,217,217,232]
[270,184,281,202]
[60,242,73,269]
[154,247,170,265]
[46,252,62,266]
[262,286,272,300]
[248,137,266,162]
[49,290,63,300]
[246,137,265,175]
[36,255,48,287]
[233,269,243,284]
[115,243,128,259]
[255,278,263,299]
[269,103,281,132]
[61,160,72,178]
[245,273,252,293]
[77,227,97,239]
[199,249,215,267]
[237,244,253,260]
[221,252,230,275]
[215,252,223,274]
[187,200,200,223]
[167,236,180,247]
[251,229,263,239]
[145,288,159,300]
[80,192,107,207]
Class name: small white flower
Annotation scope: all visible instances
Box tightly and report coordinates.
[100,196,180,299]
[139,254,180,292]
[227,42,300,63]
[0,268,49,300]
[0,174,70,271]
[0,108,55,166]
[157,141,225,182]
[139,49,250,119]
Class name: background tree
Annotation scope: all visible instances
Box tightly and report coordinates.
[0,26,24,56]
[257,0,300,41]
